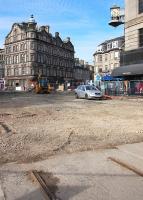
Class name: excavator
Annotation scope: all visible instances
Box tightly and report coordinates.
[35,75,50,94]
[28,75,50,94]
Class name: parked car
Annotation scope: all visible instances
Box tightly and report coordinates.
[75,85,103,99]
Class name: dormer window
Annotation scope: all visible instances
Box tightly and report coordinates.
[112,41,118,48]
[97,46,103,52]
[14,28,17,36]
[107,43,111,50]
[13,28,17,42]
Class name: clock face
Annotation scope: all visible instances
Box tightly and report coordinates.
[111,8,120,17]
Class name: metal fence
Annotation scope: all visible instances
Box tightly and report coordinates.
[128,80,143,95]
[95,80,143,96]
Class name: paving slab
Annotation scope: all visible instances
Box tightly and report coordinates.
[0,143,143,199]
[118,142,143,159]
[0,170,45,200]
[109,143,143,171]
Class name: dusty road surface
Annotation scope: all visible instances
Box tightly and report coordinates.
[1,143,143,200]
[0,91,143,164]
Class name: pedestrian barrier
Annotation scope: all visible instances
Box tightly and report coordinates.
[95,80,143,96]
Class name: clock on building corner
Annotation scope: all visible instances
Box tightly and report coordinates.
[109,5,124,27]
[111,5,120,18]
[111,8,120,18]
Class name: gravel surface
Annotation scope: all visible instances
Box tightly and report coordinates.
[0,92,143,164]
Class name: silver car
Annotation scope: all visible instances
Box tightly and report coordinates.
[75,85,103,99]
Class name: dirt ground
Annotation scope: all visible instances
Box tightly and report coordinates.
[0,91,143,165]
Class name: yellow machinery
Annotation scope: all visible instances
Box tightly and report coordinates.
[35,76,50,94]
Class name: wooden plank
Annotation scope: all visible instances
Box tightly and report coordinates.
[31,170,58,200]
[108,157,143,177]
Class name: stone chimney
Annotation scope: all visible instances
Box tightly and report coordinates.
[40,26,45,31]
[55,32,59,37]
[45,25,50,33]
[66,37,70,42]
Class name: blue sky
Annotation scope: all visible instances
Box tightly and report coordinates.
[0,0,124,63]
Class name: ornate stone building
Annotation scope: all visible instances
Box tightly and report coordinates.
[4,15,74,89]
[93,36,124,77]
[74,58,94,83]
[0,48,5,78]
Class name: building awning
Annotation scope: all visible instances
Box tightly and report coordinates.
[111,63,143,77]
[102,74,114,81]
[101,74,123,81]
